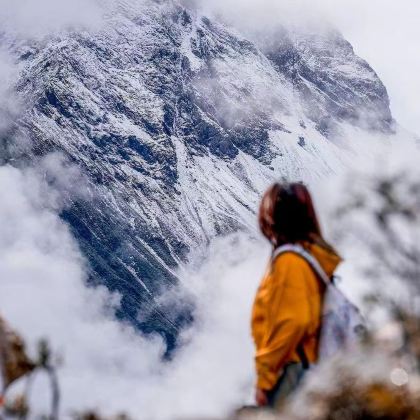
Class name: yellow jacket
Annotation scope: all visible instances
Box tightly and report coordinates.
[251,239,341,390]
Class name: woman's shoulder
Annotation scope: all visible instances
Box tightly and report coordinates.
[269,252,314,284]
[271,251,325,293]
[272,251,311,270]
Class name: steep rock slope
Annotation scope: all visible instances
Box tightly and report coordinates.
[4,0,393,345]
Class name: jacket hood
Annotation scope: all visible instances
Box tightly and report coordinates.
[303,236,342,278]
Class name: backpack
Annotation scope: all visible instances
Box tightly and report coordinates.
[273,244,366,361]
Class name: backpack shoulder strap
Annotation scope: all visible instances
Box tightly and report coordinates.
[272,244,331,286]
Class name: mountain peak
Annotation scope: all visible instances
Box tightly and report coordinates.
[4,0,393,346]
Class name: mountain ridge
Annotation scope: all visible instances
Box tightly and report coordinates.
[2,0,393,347]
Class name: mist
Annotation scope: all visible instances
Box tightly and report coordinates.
[187,0,420,136]
[0,0,419,418]
[0,0,105,38]
[0,158,265,417]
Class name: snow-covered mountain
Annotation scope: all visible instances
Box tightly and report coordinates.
[3,0,393,347]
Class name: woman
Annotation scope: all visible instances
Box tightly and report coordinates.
[252,182,341,409]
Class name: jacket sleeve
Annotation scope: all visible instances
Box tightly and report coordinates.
[253,254,311,390]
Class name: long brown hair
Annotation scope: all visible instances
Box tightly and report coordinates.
[259,182,322,248]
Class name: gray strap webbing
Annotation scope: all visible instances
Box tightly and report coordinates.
[272,244,331,286]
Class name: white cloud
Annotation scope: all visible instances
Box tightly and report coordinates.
[0,159,265,417]
[188,0,420,135]
[1,1,419,418]
[0,157,165,416]
[0,0,106,38]
[1,0,418,134]
[0,1,264,416]
[2,133,416,419]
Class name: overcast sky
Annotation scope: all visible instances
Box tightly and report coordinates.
[190,0,420,135]
[323,0,420,136]
[1,0,418,133]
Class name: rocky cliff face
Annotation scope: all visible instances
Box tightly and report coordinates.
[3,0,393,347]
